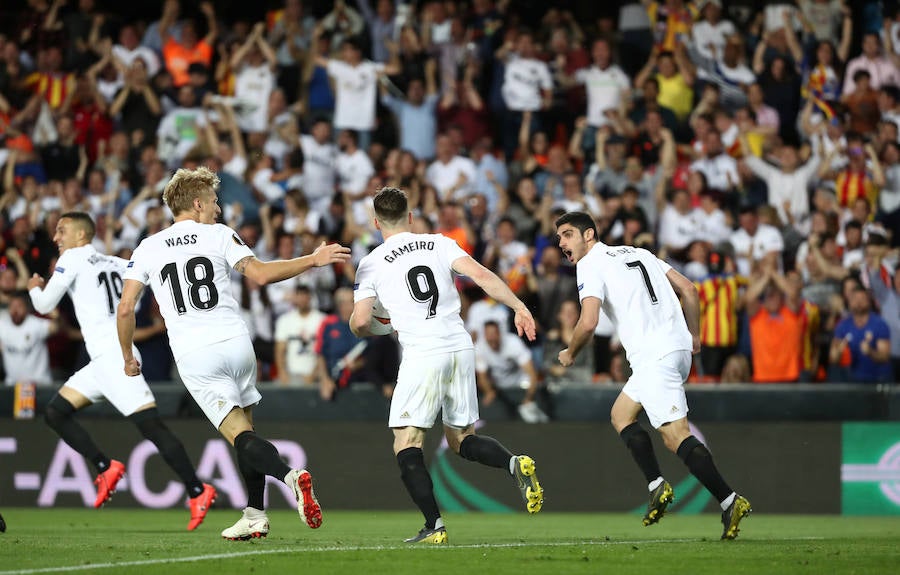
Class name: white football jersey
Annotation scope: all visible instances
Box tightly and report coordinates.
[577,243,692,365]
[125,221,254,361]
[354,232,473,355]
[28,245,129,360]
[0,313,52,385]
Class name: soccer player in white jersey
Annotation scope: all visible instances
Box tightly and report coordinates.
[27,212,216,530]
[555,211,752,541]
[117,167,350,540]
[349,187,543,544]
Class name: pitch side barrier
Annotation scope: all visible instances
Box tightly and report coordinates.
[2,419,900,515]
[1,383,898,421]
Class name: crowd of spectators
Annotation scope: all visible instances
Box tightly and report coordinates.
[1,0,899,419]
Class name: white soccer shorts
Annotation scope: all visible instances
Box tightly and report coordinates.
[389,349,478,429]
[65,348,155,416]
[176,335,262,429]
[621,349,692,429]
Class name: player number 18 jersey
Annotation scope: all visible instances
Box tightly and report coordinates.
[125,220,254,360]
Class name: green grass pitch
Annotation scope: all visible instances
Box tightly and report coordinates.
[1,509,898,575]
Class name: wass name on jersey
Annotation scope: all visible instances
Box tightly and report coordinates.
[165,234,199,247]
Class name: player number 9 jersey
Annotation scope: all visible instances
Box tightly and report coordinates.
[354,232,474,355]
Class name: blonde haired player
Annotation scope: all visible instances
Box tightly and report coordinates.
[28,212,216,530]
[555,211,751,540]
[117,167,350,539]
[349,187,543,544]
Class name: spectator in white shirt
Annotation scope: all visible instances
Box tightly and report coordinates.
[299,118,338,218]
[659,188,701,255]
[475,321,543,421]
[114,24,161,77]
[156,86,206,169]
[690,128,739,191]
[425,134,477,202]
[730,205,785,276]
[841,220,865,270]
[740,134,820,233]
[231,23,277,135]
[692,0,735,61]
[274,285,326,387]
[336,129,375,225]
[570,38,631,130]
[497,30,553,158]
[0,293,55,386]
[316,34,399,150]
[694,189,732,246]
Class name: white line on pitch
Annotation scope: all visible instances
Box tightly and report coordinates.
[0,537,827,575]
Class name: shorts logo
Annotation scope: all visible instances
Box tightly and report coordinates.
[217,400,226,410]
[400,411,410,419]
[670,405,679,414]
[55,266,65,273]
[577,283,584,291]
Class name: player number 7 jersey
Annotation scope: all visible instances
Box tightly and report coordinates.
[577,243,692,365]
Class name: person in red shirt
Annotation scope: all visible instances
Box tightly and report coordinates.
[160,1,218,87]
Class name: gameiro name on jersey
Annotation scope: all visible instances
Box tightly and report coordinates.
[124,220,255,361]
[353,232,473,355]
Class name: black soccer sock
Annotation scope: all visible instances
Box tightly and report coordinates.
[458,435,514,470]
[44,395,110,474]
[234,431,292,480]
[237,448,266,510]
[397,447,441,529]
[677,436,734,502]
[619,422,663,483]
[130,409,204,497]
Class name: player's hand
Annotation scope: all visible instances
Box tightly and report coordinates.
[514,307,537,341]
[692,335,701,355]
[311,241,351,267]
[27,273,44,291]
[124,357,141,377]
[558,348,574,367]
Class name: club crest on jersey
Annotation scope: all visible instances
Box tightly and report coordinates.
[55,266,65,273]
[165,234,198,247]
[232,234,245,246]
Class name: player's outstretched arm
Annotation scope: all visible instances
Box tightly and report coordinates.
[349,296,375,338]
[27,271,71,315]
[451,255,537,341]
[235,241,351,285]
[116,279,144,376]
[666,267,701,354]
[558,296,599,367]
